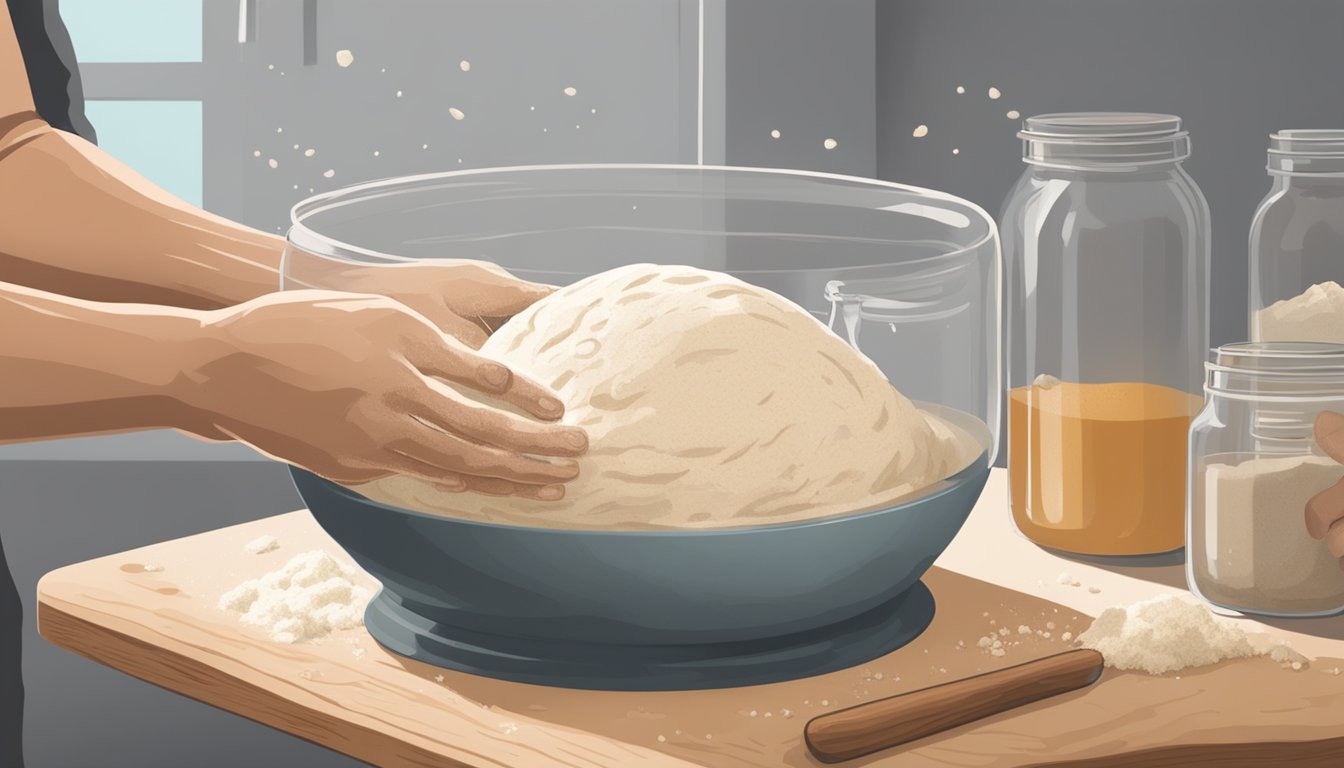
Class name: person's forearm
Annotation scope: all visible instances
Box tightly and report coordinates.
[0,280,224,442]
[1,4,279,309]
[0,120,284,308]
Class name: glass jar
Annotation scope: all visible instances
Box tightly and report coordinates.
[1250,131,1344,342]
[1003,113,1210,556]
[1188,342,1344,617]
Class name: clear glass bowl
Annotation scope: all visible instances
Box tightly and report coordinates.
[280,164,1003,687]
[284,164,1002,463]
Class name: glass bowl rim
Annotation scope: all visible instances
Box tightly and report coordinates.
[286,163,998,273]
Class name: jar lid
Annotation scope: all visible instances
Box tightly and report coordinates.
[1206,342,1344,401]
[1020,113,1191,170]
[1268,130,1344,176]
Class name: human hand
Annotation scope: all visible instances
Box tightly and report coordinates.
[178,290,586,499]
[301,260,552,348]
[1306,411,1344,569]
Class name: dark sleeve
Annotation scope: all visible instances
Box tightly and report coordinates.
[6,0,95,143]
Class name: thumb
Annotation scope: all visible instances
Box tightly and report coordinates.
[1315,411,1344,464]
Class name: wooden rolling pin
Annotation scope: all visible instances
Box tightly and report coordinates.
[804,648,1105,763]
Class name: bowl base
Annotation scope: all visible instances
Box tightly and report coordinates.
[363,581,935,691]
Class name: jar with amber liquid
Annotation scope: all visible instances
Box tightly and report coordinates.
[1002,113,1210,555]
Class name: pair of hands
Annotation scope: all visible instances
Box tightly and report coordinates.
[178,261,586,500]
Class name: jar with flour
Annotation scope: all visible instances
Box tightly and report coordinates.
[1188,342,1344,617]
[1250,131,1344,342]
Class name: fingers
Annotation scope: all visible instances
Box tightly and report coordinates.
[441,264,553,318]
[1316,411,1344,464]
[391,296,490,348]
[402,336,567,422]
[384,423,580,485]
[1328,521,1344,561]
[1306,477,1344,539]
[404,380,587,457]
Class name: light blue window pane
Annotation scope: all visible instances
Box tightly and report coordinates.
[63,0,202,63]
[85,101,203,207]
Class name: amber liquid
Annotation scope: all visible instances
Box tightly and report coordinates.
[1009,381,1202,555]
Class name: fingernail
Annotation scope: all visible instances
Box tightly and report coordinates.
[435,478,467,493]
[539,396,564,415]
[479,364,511,389]
[537,484,564,501]
[565,430,588,451]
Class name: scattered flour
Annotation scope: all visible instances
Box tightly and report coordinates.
[335,49,354,68]
[1255,281,1344,342]
[218,551,372,644]
[1078,594,1303,674]
[244,535,279,555]
[912,124,929,138]
[823,138,838,150]
[449,107,465,121]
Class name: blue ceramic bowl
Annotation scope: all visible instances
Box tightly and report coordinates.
[291,408,990,690]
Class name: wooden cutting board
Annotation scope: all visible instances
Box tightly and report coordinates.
[37,509,1344,768]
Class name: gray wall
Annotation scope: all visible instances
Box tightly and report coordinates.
[876,0,1344,350]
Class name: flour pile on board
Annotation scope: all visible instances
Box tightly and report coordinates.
[1077,594,1301,674]
[218,551,372,643]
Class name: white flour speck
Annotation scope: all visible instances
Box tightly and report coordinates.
[252,150,260,157]
[563,86,577,96]
[912,124,929,138]
[323,169,335,178]
[988,86,1002,99]
[304,148,315,157]
[267,158,278,169]
[1007,109,1021,119]
[823,138,838,149]
[770,129,781,138]
[335,49,354,68]
[952,148,960,155]
[459,60,471,72]
[955,85,965,94]
[449,107,465,121]
[395,90,403,98]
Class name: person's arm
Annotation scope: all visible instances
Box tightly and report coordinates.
[0,3,280,308]
[0,280,585,498]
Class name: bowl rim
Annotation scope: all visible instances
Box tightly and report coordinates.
[292,448,989,539]
[286,163,998,273]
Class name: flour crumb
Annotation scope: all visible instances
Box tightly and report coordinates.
[267,158,278,169]
[955,85,965,94]
[1088,585,1101,593]
[988,86,1002,99]
[1017,625,1031,635]
[335,49,354,68]
[912,124,929,138]
[244,535,279,555]
[141,563,163,572]
[657,734,666,743]
[449,107,465,121]
[459,59,471,72]
[770,129,780,139]
[823,138,838,150]
[991,648,1006,657]
[1057,572,1075,585]
[252,150,260,157]
[304,148,315,157]
[1061,631,1073,642]
[218,550,372,644]
[1007,109,1021,120]
[563,86,577,96]
[323,169,335,178]
[434,674,444,683]
[1078,594,1304,675]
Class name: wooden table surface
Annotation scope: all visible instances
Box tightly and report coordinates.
[37,470,1344,767]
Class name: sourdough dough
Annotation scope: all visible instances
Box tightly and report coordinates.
[354,264,980,530]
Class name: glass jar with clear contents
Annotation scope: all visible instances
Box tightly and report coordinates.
[1188,342,1344,617]
[1002,113,1210,556]
[1250,131,1344,343]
